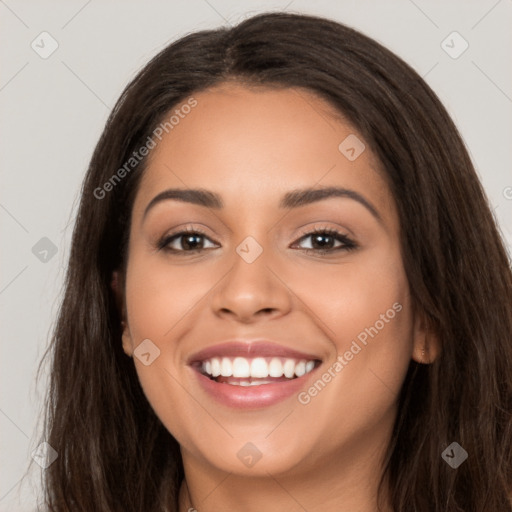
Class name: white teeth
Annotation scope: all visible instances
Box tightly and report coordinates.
[221,379,274,386]
[250,357,269,378]
[221,357,233,377]
[232,357,250,378]
[248,380,272,386]
[268,358,283,377]
[211,358,221,377]
[295,360,306,377]
[283,359,296,378]
[200,356,317,380]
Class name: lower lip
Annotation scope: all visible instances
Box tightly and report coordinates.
[191,368,319,409]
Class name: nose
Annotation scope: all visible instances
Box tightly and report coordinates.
[210,245,293,324]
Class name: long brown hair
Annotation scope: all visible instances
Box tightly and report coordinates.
[38,12,512,511]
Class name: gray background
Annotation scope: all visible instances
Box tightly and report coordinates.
[1,0,511,509]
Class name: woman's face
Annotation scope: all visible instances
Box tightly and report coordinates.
[120,83,429,479]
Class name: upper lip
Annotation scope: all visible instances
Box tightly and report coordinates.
[188,340,322,364]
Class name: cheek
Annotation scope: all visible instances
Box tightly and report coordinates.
[289,243,413,351]
[122,248,223,439]
[124,251,215,344]
[292,245,414,441]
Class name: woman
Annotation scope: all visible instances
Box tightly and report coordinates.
[39,11,512,511]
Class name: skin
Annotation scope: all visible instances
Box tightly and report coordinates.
[117,82,439,512]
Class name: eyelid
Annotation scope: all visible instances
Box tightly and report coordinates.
[156,225,216,251]
[293,222,350,239]
[157,222,358,256]
[291,223,357,252]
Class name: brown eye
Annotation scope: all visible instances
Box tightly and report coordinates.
[293,228,357,253]
[158,229,217,253]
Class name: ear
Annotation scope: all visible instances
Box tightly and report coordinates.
[411,308,441,364]
[110,270,133,358]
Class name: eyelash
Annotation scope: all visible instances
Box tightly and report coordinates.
[156,225,357,255]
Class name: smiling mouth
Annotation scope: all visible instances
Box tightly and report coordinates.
[192,356,321,386]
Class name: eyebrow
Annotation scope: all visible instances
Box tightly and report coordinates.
[143,186,382,223]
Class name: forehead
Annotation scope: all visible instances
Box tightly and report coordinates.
[133,83,395,222]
